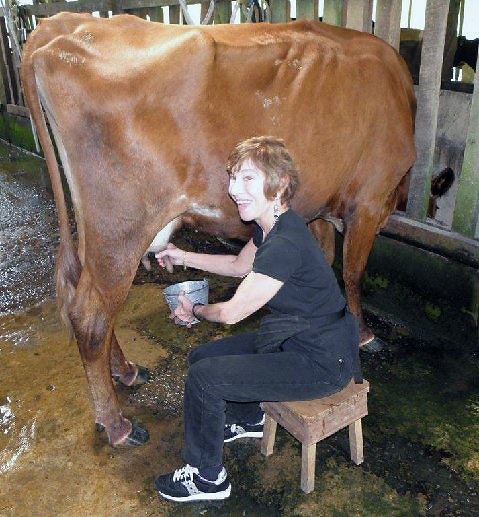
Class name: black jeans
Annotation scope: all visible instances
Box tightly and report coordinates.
[182,331,352,469]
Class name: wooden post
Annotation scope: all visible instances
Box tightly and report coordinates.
[296,0,318,21]
[214,0,231,24]
[270,0,290,23]
[375,0,402,50]
[0,18,11,104]
[261,415,277,456]
[301,443,316,494]
[406,0,449,221]
[0,17,17,105]
[323,0,343,26]
[169,4,180,23]
[452,50,479,237]
[349,419,364,464]
[344,0,373,32]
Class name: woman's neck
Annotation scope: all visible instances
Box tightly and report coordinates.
[257,205,288,236]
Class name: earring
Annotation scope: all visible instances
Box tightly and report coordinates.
[273,198,280,223]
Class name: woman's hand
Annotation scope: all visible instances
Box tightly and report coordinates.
[156,243,187,269]
[170,290,195,326]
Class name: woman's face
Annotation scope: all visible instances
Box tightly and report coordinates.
[228,159,273,222]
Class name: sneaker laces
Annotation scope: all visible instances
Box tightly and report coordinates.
[172,464,199,482]
[229,424,245,434]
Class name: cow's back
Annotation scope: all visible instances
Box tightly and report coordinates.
[23,14,416,235]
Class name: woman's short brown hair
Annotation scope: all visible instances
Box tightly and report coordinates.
[226,136,299,206]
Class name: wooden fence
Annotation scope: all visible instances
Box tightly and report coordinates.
[1,0,478,261]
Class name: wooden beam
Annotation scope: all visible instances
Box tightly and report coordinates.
[322,0,343,26]
[296,0,318,21]
[406,0,450,221]
[383,213,479,269]
[452,50,479,238]
[7,103,29,117]
[21,0,113,17]
[375,0,402,50]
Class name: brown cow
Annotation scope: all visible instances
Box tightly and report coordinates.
[22,13,416,446]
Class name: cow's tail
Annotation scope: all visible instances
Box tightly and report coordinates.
[21,46,81,337]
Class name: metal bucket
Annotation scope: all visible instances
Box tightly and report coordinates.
[163,279,209,325]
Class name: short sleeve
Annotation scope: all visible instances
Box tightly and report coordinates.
[253,236,301,282]
[252,224,263,247]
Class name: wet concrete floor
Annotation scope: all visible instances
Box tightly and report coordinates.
[1,142,479,516]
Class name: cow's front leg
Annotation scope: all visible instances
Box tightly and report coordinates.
[110,332,151,386]
[69,271,149,446]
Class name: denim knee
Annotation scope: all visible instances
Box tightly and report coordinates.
[187,344,208,366]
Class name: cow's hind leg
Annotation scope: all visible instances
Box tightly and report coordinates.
[69,270,148,446]
[342,206,381,347]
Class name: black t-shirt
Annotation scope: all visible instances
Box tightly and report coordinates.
[252,209,345,318]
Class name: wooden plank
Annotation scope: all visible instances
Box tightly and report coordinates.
[344,0,372,32]
[270,0,290,23]
[375,0,402,50]
[322,0,343,26]
[301,443,316,493]
[349,419,364,464]
[452,50,479,237]
[383,214,479,268]
[296,0,318,21]
[260,414,277,456]
[7,103,29,117]
[214,0,231,25]
[406,0,450,221]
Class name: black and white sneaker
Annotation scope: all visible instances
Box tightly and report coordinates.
[224,414,265,443]
[154,464,231,502]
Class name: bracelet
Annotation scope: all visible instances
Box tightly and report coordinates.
[192,303,205,321]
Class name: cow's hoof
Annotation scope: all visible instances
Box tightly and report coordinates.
[134,365,151,385]
[116,420,150,447]
[360,336,385,353]
[96,420,150,447]
[112,365,151,386]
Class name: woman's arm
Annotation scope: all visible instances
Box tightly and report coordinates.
[156,238,257,278]
[174,271,283,325]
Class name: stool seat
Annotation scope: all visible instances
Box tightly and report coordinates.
[260,379,369,494]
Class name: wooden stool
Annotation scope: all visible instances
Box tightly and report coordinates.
[260,380,369,494]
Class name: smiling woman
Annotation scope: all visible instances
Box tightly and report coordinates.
[153,136,363,503]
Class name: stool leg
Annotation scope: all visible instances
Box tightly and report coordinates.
[261,414,277,456]
[349,419,364,465]
[301,443,316,494]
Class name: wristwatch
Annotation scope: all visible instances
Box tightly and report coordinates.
[192,303,205,321]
